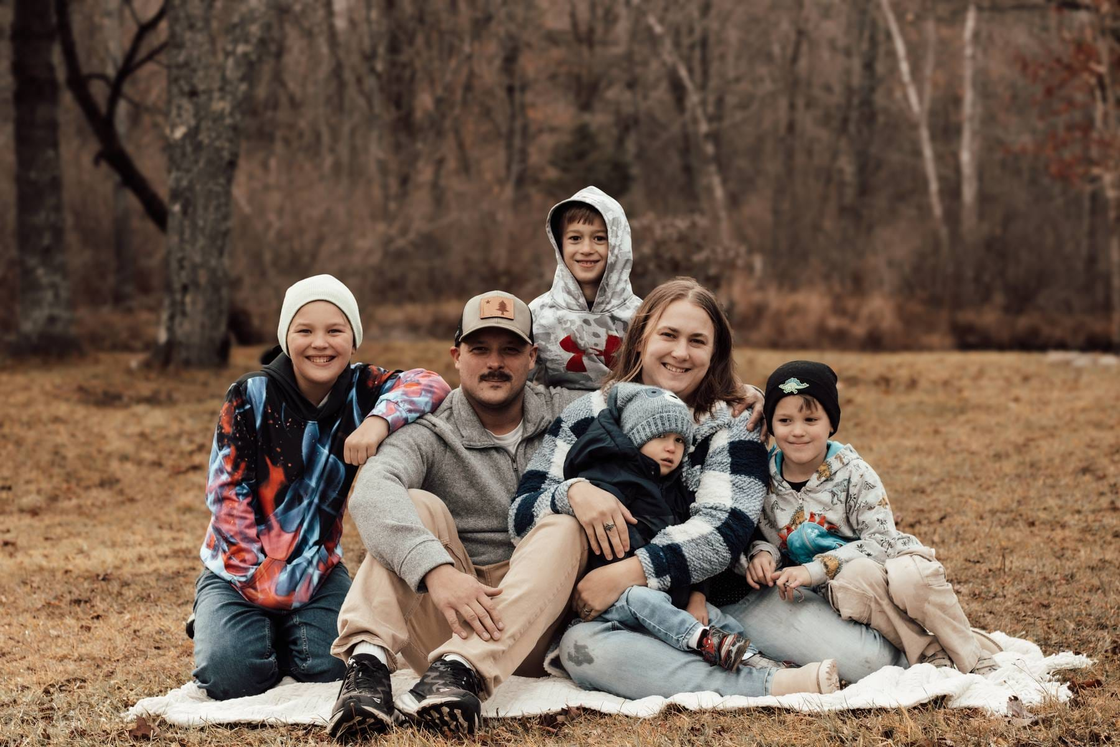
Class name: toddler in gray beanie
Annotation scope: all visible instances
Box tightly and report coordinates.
[615,383,694,475]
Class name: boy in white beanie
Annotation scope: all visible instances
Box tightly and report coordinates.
[190,274,450,700]
[554,383,839,693]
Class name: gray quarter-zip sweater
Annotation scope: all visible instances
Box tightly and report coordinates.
[348,383,581,591]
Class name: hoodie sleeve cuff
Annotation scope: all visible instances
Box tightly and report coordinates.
[399,539,455,592]
[805,560,828,587]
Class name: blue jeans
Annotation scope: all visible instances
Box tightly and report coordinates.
[559,584,907,699]
[723,584,908,683]
[191,564,351,700]
[599,586,754,655]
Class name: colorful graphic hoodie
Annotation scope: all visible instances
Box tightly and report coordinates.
[750,442,925,588]
[200,355,449,610]
[530,186,642,389]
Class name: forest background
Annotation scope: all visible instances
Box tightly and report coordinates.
[5,0,1120,362]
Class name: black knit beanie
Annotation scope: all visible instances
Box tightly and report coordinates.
[763,360,841,436]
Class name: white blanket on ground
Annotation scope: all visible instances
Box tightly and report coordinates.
[126,632,1092,728]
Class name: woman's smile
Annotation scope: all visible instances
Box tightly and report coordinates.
[639,299,714,404]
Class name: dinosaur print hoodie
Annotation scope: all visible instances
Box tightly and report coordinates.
[750,442,926,588]
[530,186,642,389]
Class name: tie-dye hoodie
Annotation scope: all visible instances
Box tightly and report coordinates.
[200,354,449,610]
[530,186,642,389]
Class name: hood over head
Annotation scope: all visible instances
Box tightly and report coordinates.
[545,186,635,314]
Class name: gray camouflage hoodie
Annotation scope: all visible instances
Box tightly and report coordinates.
[530,186,642,390]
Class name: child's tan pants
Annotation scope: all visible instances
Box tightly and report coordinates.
[825,550,981,673]
[331,490,588,698]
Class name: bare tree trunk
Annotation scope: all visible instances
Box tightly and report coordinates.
[644,7,739,260]
[852,0,878,246]
[1091,11,1120,352]
[321,0,348,181]
[104,0,134,308]
[157,0,274,367]
[959,1,981,303]
[499,2,529,211]
[880,0,951,265]
[11,0,77,353]
[771,0,807,270]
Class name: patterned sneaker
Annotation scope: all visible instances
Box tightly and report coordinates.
[698,627,753,672]
[395,657,483,734]
[919,645,955,669]
[970,655,1000,676]
[741,652,790,669]
[327,654,396,739]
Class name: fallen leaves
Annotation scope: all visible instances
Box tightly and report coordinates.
[126,716,158,740]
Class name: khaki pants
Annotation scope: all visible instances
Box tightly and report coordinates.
[826,551,981,672]
[332,490,588,697]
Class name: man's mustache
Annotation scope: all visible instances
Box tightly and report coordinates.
[479,372,512,382]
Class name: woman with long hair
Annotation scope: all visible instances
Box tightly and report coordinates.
[510,278,906,697]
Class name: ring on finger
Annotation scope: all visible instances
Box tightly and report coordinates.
[603,522,616,532]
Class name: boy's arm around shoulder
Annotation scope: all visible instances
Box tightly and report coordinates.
[347,417,456,591]
[806,458,925,586]
[360,365,450,432]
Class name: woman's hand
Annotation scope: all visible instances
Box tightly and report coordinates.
[567,481,637,560]
[770,565,812,602]
[746,552,777,589]
[344,416,390,465]
[686,591,709,625]
[729,386,767,441]
[573,558,645,621]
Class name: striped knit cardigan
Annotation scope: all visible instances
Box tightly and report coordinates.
[509,389,769,593]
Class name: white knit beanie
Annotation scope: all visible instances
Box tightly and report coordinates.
[277,274,363,355]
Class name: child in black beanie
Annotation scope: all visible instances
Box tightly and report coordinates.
[747,360,1001,676]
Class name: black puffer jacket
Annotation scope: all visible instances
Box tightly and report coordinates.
[562,387,699,608]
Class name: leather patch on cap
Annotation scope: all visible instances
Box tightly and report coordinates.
[480,296,516,319]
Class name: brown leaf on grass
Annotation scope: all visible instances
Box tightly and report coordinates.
[1006,696,1037,726]
[127,716,157,740]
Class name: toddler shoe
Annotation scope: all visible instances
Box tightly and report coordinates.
[770,659,840,695]
[698,627,752,672]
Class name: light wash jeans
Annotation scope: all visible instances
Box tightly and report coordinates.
[191,564,351,700]
[559,584,907,699]
[599,586,756,656]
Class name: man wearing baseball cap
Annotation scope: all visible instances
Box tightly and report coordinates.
[328,291,587,738]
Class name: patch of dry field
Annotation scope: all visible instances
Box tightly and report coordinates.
[0,344,1117,746]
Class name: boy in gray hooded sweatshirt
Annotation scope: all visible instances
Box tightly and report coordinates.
[530,186,643,389]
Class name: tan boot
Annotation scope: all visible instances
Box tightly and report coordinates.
[770,659,840,695]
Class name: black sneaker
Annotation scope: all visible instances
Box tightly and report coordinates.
[327,654,396,740]
[395,657,483,734]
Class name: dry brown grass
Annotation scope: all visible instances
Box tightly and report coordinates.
[1,344,1117,746]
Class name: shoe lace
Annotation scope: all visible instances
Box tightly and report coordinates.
[344,656,387,693]
[426,658,481,693]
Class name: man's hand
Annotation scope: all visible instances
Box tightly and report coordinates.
[424,564,504,641]
[771,565,813,602]
[567,481,637,561]
[573,557,644,621]
[686,591,709,625]
[344,416,390,466]
[746,552,776,590]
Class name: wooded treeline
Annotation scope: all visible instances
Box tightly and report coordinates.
[3,0,1120,364]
